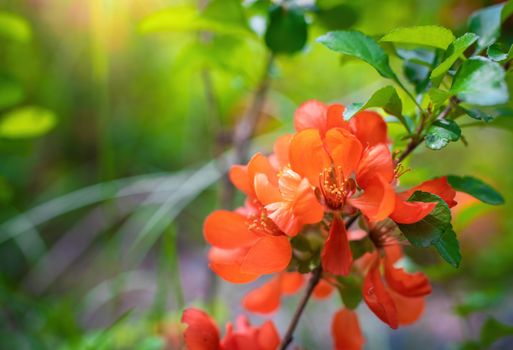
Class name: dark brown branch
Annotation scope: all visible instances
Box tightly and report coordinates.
[279,266,323,350]
[278,214,359,349]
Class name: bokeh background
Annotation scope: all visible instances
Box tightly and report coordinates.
[1,0,512,349]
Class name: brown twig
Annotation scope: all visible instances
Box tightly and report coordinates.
[278,214,359,349]
[279,266,323,350]
[395,97,459,165]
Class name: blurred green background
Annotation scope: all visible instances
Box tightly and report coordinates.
[0,0,512,349]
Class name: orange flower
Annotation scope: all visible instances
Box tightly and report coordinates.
[362,245,431,329]
[204,201,292,283]
[289,105,398,276]
[242,272,336,314]
[182,308,280,350]
[332,309,365,350]
[243,272,305,314]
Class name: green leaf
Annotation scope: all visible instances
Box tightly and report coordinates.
[398,191,461,267]
[0,77,24,110]
[343,86,403,122]
[459,106,495,122]
[447,175,505,205]
[450,57,508,106]
[314,4,359,31]
[265,6,308,55]
[433,227,461,268]
[380,25,455,50]
[399,48,436,94]
[425,119,461,150]
[336,276,362,310]
[468,3,505,52]
[430,33,478,85]
[317,30,397,79]
[139,3,252,37]
[487,43,509,62]
[480,318,513,348]
[428,87,451,108]
[0,11,31,43]
[0,106,57,138]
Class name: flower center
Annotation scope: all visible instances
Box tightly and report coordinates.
[248,210,283,236]
[318,165,356,211]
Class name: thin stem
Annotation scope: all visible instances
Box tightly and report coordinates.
[279,266,323,350]
[279,214,358,349]
[395,97,458,165]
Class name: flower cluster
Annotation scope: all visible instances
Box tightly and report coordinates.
[189,100,459,349]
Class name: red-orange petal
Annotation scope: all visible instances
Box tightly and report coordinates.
[384,258,431,297]
[257,320,281,350]
[363,257,398,329]
[182,308,221,350]
[350,176,396,222]
[240,236,292,275]
[388,289,426,326]
[230,165,252,197]
[326,104,349,131]
[254,174,282,206]
[349,111,388,147]
[273,134,293,168]
[356,144,395,188]
[402,177,457,208]
[313,278,335,299]
[389,195,437,224]
[289,129,331,187]
[280,272,305,295]
[321,216,353,276]
[294,100,328,133]
[290,178,324,225]
[325,128,363,178]
[243,275,282,314]
[209,247,259,283]
[248,153,278,186]
[332,309,365,350]
[204,211,260,249]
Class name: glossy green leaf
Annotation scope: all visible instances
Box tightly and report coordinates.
[487,43,509,62]
[425,119,461,150]
[343,85,402,121]
[431,33,478,85]
[433,227,461,268]
[0,11,31,42]
[468,3,505,52]
[380,25,455,50]
[0,106,57,138]
[447,175,505,205]
[450,57,508,106]
[317,30,396,79]
[460,106,495,122]
[265,6,308,55]
[398,191,461,267]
